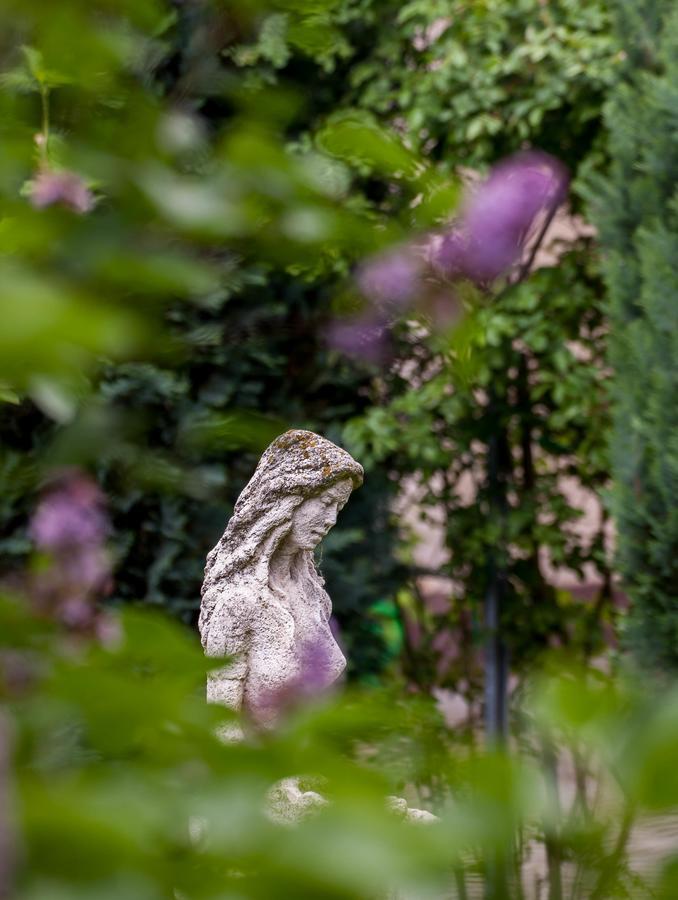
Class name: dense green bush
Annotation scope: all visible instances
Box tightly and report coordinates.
[3,2,678,898]
[587,0,678,672]
[317,0,620,693]
[0,0,411,677]
[0,0,625,686]
[348,248,612,693]
[5,588,678,899]
[337,0,617,171]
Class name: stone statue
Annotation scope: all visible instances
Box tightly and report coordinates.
[199,429,363,734]
[199,429,435,827]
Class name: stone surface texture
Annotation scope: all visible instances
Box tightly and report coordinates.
[200,429,363,730]
[266,777,329,826]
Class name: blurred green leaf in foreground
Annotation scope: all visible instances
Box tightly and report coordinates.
[5,588,678,899]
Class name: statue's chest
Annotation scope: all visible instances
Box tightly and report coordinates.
[248,594,345,691]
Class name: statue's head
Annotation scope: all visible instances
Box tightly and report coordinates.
[284,477,353,552]
[233,428,362,519]
[200,431,363,639]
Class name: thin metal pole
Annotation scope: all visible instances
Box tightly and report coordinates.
[484,578,508,744]
[480,191,561,900]
[483,571,510,900]
[484,402,509,900]
[484,403,509,746]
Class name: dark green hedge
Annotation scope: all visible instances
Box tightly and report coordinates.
[589,0,678,671]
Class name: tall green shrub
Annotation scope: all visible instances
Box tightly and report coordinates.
[589,0,678,671]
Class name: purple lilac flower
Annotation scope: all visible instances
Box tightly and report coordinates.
[31,473,107,552]
[29,169,95,214]
[29,469,112,635]
[355,248,420,311]
[325,312,390,364]
[259,635,340,723]
[327,149,568,365]
[437,151,568,284]
[435,228,470,280]
[295,637,338,698]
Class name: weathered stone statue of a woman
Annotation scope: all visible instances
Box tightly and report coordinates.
[199,430,435,827]
[200,430,363,736]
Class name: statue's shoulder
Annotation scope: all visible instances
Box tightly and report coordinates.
[204,571,262,618]
[200,573,263,657]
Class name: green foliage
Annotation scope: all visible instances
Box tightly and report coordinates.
[1,0,677,895]
[4,595,678,898]
[231,2,352,72]
[2,598,444,899]
[301,0,619,688]
[586,0,678,672]
[335,0,618,174]
[348,248,613,692]
[0,0,620,685]
[0,0,623,692]
[0,0,418,677]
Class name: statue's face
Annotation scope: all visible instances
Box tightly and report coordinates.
[288,478,353,551]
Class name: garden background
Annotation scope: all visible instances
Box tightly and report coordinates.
[1,0,678,898]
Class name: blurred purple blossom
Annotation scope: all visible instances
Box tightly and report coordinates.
[29,469,113,636]
[437,150,568,284]
[325,312,390,364]
[296,636,340,698]
[259,636,341,723]
[435,228,470,280]
[30,475,107,552]
[327,149,568,365]
[29,169,95,214]
[355,248,420,311]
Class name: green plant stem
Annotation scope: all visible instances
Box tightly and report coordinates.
[541,737,563,900]
[588,804,635,900]
[454,865,469,900]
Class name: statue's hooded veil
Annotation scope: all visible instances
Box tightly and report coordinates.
[199,430,363,649]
